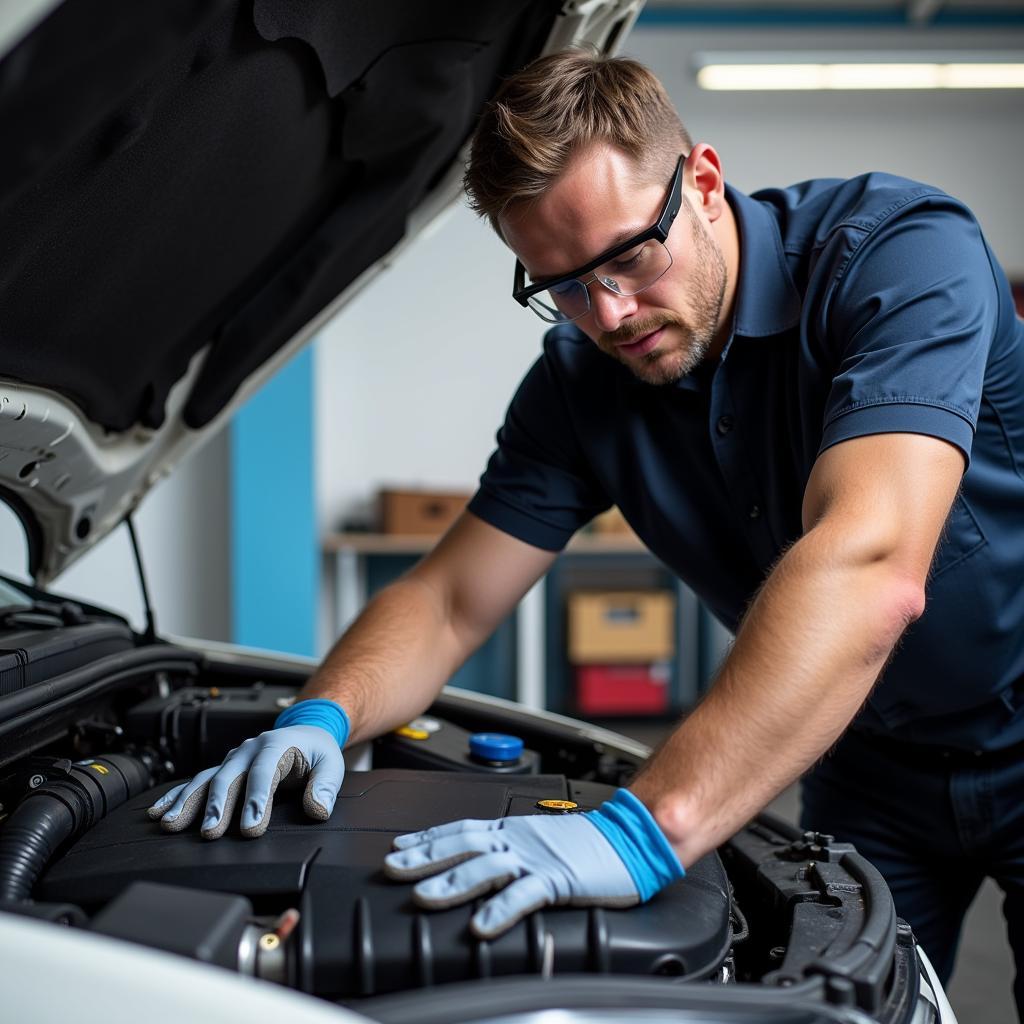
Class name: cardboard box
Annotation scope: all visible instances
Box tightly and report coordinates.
[378,489,471,536]
[576,663,671,716]
[589,506,634,535]
[567,590,676,663]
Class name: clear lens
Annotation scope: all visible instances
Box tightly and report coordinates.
[526,279,590,323]
[524,240,673,323]
[597,239,672,296]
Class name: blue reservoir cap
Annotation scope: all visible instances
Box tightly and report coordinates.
[469,732,524,763]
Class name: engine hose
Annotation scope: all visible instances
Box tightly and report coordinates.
[0,800,76,902]
[0,753,152,902]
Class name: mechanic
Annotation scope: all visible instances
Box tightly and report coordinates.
[149,51,1024,1004]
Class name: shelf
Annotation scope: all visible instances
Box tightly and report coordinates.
[323,531,649,556]
[324,532,438,554]
[322,530,727,715]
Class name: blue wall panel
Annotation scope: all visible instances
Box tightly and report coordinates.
[231,348,316,656]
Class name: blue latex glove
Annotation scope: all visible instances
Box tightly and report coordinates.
[384,788,684,938]
[147,699,349,839]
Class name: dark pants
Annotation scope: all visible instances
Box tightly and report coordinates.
[800,728,1024,1018]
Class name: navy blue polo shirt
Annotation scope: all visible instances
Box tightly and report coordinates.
[468,174,1024,751]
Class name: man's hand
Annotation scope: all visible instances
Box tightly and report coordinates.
[147,699,349,839]
[383,789,683,939]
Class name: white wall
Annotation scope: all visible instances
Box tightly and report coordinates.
[626,25,1024,269]
[12,22,1018,653]
[313,21,1024,651]
[312,207,545,653]
[314,207,543,533]
[0,427,231,640]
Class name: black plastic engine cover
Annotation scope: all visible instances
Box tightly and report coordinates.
[39,769,731,997]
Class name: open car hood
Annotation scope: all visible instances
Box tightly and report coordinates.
[0,0,643,584]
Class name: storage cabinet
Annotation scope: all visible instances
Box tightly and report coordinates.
[324,532,732,717]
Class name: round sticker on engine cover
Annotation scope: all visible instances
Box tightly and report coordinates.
[536,799,579,812]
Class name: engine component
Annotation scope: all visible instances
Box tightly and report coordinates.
[124,684,296,766]
[93,881,254,970]
[0,608,134,698]
[38,769,732,997]
[0,753,151,902]
[376,718,541,775]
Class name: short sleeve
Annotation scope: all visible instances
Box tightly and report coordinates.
[819,197,1000,467]
[468,337,610,551]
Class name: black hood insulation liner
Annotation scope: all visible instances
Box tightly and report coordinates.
[0,0,560,432]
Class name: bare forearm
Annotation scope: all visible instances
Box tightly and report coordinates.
[293,515,556,747]
[630,526,924,867]
[298,577,474,745]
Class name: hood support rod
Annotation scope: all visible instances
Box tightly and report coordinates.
[125,515,157,643]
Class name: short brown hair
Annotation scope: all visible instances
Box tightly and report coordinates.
[464,49,692,236]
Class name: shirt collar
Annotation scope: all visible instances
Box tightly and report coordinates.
[726,183,802,339]
[558,185,802,394]
[670,184,802,393]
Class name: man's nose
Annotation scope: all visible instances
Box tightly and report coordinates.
[588,282,639,333]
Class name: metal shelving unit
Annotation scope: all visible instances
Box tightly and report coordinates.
[324,532,731,714]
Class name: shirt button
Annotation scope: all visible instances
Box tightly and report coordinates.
[748,504,761,519]
[716,415,735,436]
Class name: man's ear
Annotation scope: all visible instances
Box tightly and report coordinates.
[685,143,727,223]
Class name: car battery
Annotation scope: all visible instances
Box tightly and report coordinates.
[375,716,541,775]
[124,684,295,766]
[40,769,731,997]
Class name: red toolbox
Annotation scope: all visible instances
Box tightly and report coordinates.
[575,663,671,716]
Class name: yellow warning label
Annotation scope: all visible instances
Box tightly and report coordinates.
[395,726,430,741]
[536,799,578,811]
[88,764,110,775]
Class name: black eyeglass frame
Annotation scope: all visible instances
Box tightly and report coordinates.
[512,153,687,311]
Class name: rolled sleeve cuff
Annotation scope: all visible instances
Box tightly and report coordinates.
[467,489,576,551]
[819,401,975,467]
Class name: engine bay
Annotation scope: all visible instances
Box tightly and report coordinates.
[41,767,733,996]
[0,628,929,1023]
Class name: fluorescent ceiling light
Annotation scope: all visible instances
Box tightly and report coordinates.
[694,51,1024,90]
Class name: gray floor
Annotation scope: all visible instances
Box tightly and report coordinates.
[608,719,1017,1023]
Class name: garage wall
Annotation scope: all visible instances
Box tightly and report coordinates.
[312,206,542,652]
[313,20,1024,652]
[0,427,231,640]
[8,20,1019,654]
[630,23,1024,264]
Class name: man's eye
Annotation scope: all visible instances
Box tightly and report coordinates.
[549,279,580,296]
[610,246,647,271]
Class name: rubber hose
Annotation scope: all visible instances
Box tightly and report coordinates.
[0,798,77,902]
[0,753,152,903]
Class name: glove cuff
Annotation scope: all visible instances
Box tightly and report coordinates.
[586,788,684,901]
[274,698,350,749]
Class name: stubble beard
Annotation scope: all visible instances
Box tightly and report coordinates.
[601,200,728,387]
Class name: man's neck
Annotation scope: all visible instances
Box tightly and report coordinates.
[706,197,740,365]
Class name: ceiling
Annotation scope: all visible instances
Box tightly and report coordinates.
[639,1,1024,26]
